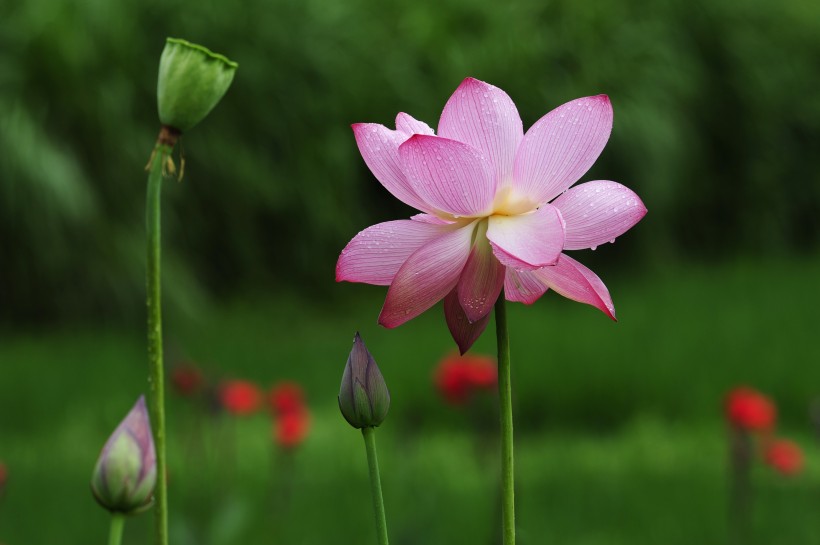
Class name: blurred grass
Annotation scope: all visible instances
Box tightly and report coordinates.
[1,256,818,543]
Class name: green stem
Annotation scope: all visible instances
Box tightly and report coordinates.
[362,427,389,545]
[108,513,125,545]
[728,426,752,545]
[495,293,515,545]
[147,143,171,545]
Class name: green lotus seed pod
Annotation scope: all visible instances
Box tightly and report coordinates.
[156,38,237,133]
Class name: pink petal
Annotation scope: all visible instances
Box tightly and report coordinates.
[444,288,491,354]
[513,95,613,204]
[399,135,496,217]
[551,180,647,250]
[336,220,452,285]
[457,234,505,323]
[396,113,435,136]
[504,268,548,304]
[534,254,616,319]
[486,204,565,270]
[379,222,476,328]
[438,78,523,186]
[352,123,433,213]
[410,213,454,225]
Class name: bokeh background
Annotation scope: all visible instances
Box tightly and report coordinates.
[1,0,819,542]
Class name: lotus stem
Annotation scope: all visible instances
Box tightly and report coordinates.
[108,514,125,545]
[146,132,174,545]
[728,426,752,545]
[362,426,389,545]
[495,293,515,545]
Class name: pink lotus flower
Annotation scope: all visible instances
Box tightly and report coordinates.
[337,78,646,352]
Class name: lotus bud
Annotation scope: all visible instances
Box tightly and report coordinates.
[339,333,390,429]
[156,38,237,133]
[91,396,156,514]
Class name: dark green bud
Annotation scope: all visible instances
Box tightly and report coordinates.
[339,333,390,429]
[157,38,237,133]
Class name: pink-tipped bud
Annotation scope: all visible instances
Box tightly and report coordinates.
[91,396,156,514]
[338,333,390,429]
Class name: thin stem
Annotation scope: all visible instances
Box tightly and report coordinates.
[495,293,515,545]
[108,513,125,545]
[146,142,171,545]
[728,426,752,545]
[362,427,389,545]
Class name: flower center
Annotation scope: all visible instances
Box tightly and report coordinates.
[490,186,536,216]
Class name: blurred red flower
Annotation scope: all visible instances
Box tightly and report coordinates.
[171,363,204,396]
[725,387,776,431]
[0,461,7,491]
[435,353,497,405]
[269,382,305,417]
[219,380,262,415]
[765,439,803,476]
[275,409,310,448]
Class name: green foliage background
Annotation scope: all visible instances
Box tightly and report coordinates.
[2,0,819,323]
